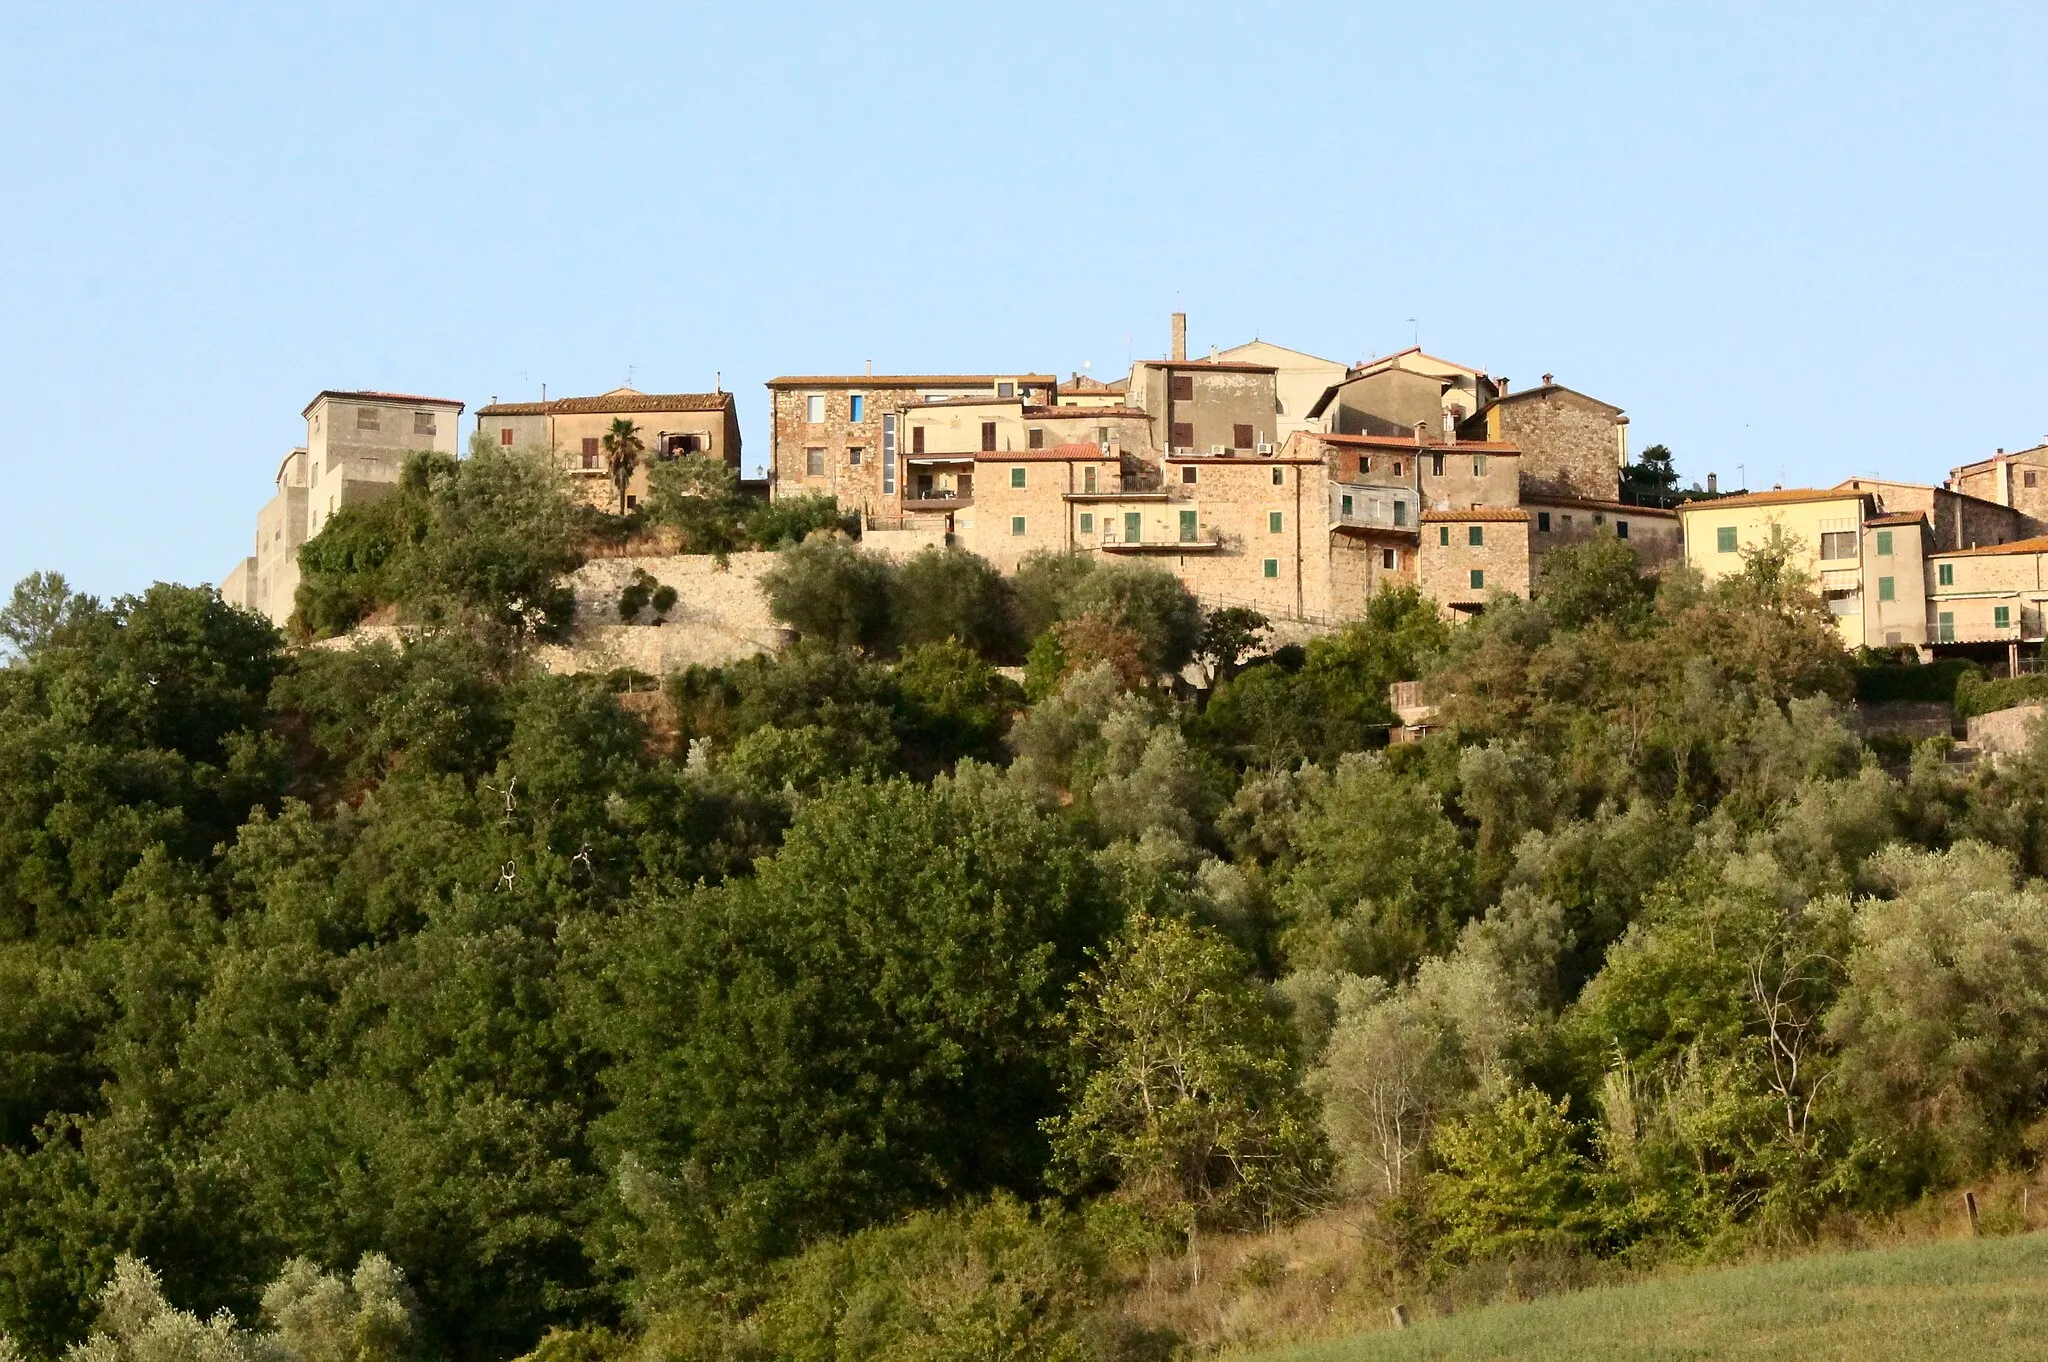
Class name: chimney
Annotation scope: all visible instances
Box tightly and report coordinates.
[865,359,873,377]
[1442,409,1458,443]
[1414,420,1430,448]
[715,371,722,393]
[1209,344,1218,362]
[1707,472,1719,494]
[1171,312,1187,362]
[1541,372,1554,386]
[1498,377,1510,395]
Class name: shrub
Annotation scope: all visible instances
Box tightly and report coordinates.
[760,534,895,652]
[1956,670,2048,720]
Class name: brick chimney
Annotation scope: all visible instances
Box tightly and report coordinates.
[1498,377,1510,395]
[1541,372,1554,386]
[1414,420,1432,448]
[1171,313,1187,362]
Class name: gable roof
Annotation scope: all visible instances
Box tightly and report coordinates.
[1676,487,1869,511]
[303,390,464,417]
[476,387,734,416]
[1482,382,1623,415]
[1421,507,1529,522]
[1932,535,2048,559]
[766,373,1056,389]
[1351,345,1491,378]
[1865,511,1927,527]
[1217,339,1344,368]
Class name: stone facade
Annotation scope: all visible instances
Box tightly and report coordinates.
[1466,383,1625,502]
[303,391,465,539]
[1420,508,1532,612]
[1523,496,1683,574]
[1130,361,1281,455]
[474,388,742,514]
[1948,444,2048,534]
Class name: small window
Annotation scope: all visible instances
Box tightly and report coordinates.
[1382,548,1397,570]
[1939,562,1955,587]
[1341,493,1354,516]
[1472,454,1487,476]
[1470,568,1485,590]
[1171,422,1194,449]
[1997,605,2012,629]
[1878,576,1896,602]
[1468,525,1484,546]
[913,426,926,454]
[1182,466,1198,484]
[625,495,637,510]
[849,394,864,422]
[1431,454,1445,477]
[1180,509,1198,542]
[2028,470,2039,489]
[1617,520,1629,539]
[1028,428,1045,450]
[1819,531,1857,560]
[1011,516,1027,536]
[1392,460,1404,476]
[1263,558,1279,579]
[1125,512,1142,542]
[1594,513,1605,526]
[1938,610,1955,642]
[1097,426,1110,447]
[1079,512,1095,534]
[414,411,436,436]
[805,394,824,423]
[1876,530,1894,556]
[582,437,600,469]
[1394,501,1407,527]
[1716,525,1738,553]
[806,448,825,477]
[500,427,514,446]
[1359,455,1371,475]
[1083,466,1097,493]
[848,447,863,465]
[356,407,380,432]
[1269,511,1283,533]
[1011,467,1027,488]
[1537,511,1551,533]
[1438,525,1450,546]
[1272,468,1284,486]
[997,381,1015,399]
[1234,423,1254,448]
[1170,375,1195,401]
[982,422,998,452]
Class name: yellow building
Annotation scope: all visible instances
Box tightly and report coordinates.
[1678,487,1882,646]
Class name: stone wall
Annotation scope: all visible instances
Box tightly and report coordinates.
[535,552,790,675]
[1967,703,2046,763]
[1420,511,1532,613]
[1489,389,1622,501]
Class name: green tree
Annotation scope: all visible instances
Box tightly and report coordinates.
[1537,536,1653,632]
[760,535,896,653]
[0,572,83,661]
[891,545,1020,660]
[1619,443,1680,508]
[601,419,644,517]
[1424,1086,1601,1264]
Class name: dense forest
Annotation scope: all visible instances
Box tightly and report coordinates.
[10,445,2048,1362]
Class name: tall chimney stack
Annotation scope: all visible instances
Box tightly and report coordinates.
[1171,313,1187,362]
[1708,472,1718,494]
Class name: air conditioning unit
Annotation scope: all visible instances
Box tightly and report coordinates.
[1209,444,1227,456]
[1256,441,1276,456]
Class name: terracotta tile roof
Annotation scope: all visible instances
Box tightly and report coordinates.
[766,374,1056,388]
[900,395,1024,412]
[302,390,464,416]
[1931,535,2048,559]
[1420,507,1529,522]
[1062,373,1129,392]
[1134,359,1278,373]
[1521,494,1679,519]
[1349,344,1491,378]
[1865,511,1927,527]
[1481,382,1623,415]
[1677,487,1870,511]
[476,388,733,416]
[1164,455,1326,466]
[973,443,1112,463]
[1023,405,1151,419]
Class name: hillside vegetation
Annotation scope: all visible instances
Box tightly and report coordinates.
[9,456,2048,1362]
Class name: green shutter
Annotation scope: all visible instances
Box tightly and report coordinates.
[1717,525,1738,553]
[1876,530,1893,556]
[1996,606,2012,629]
[1468,525,1484,546]
[1939,563,1954,586]
[1268,511,1283,533]
[1438,525,1450,546]
[1124,512,1142,543]
[1470,569,1485,590]
[1263,558,1279,579]
[1079,512,1094,534]
[1878,576,1895,602]
[1010,467,1026,488]
[1180,509,1198,542]
[1010,516,1025,536]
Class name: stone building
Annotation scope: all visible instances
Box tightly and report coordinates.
[1420,508,1532,613]
[1214,338,1346,442]
[1947,443,2048,533]
[1459,377,1627,501]
[1834,475,2029,553]
[1926,535,2048,666]
[1308,347,1499,440]
[474,387,741,513]
[1521,495,1683,573]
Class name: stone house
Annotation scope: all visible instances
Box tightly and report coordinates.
[1128,358,1282,456]
[1925,536,2048,666]
[1522,495,1683,573]
[1832,476,2027,553]
[1947,443,2048,534]
[474,387,741,513]
[1307,347,1499,439]
[1214,338,1347,442]
[1460,377,1627,502]
[1420,508,1532,613]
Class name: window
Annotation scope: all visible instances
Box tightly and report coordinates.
[1234,423,1254,449]
[1716,525,1738,553]
[1560,513,1574,527]
[882,415,897,495]
[626,495,637,510]
[1938,610,1956,642]
[805,394,824,423]
[913,426,926,454]
[582,437,600,470]
[1878,576,1895,602]
[1468,525,1484,546]
[1537,511,1551,533]
[1392,461,1403,476]
[1079,512,1095,534]
[997,381,1015,399]
[1182,466,1198,484]
[1272,468,1284,486]
[1010,467,1026,489]
[1939,562,1955,587]
[1431,454,1445,477]
[1083,466,1098,493]
[1359,456,1371,475]
[848,447,863,465]
[981,422,997,452]
[1819,531,1857,560]
[1171,422,1194,449]
[1617,520,1629,539]
[1170,375,1194,401]
[1382,548,1398,569]
[1438,525,1450,546]
[500,427,514,446]
[1124,512,1142,542]
[414,411,436,436]
[1472,454,1487,476]
[1997,605,2012,629]
[1341,493,1354,517]
[1394,501,1407,527]
[846,394,863,422]
[356,407,380,432]
[1263,558,1279,579]
[1097,426,1111,447]
[1010,516,1026,536]
[1269,511,1283,533]
[1180,510,1198,542]
[1876,530,1894,556]
[805,448,825,477]
[2029,470,2039,489]
[1028,428,1045,450]
[1470,569,1485,590]
[1594,513,1605,526]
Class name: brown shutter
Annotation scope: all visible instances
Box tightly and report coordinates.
[981,422,996,452]
[1233,423,1253,448]
[1170,375,1194,401]
[1171,422,1194,449]
[913,426,925,454]
[1028,428,1044,450]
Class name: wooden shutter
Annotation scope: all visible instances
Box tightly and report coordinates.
[981,422,996,452]
[1171,423,1194,449]
[1028,428,1044,450]
[913,426,925,454]
[1170,375,1194,401]
[1233,423,1253,448]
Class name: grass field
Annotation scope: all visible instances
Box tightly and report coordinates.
[1234,1233,2048,1362]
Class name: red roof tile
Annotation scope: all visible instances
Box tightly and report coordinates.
[766,374,1056,388]
[1420,507,1529,522]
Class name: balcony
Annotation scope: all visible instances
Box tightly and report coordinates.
[1332,489,1416,532]
[1099,528,1221,554]
[902,489,972,511]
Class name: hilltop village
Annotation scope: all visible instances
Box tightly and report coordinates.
[221,314,2048,673]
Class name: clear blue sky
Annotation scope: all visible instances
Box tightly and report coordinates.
[4,3,2045,598]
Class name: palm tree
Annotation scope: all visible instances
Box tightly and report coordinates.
[602,418,645,515]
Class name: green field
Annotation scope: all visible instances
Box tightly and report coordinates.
[1239,1234,2048,1362]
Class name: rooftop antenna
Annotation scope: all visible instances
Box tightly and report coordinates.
[715,371,722,393]
[1408,318,1419,347]
[626,364,635,389]
[541,381,547,401]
